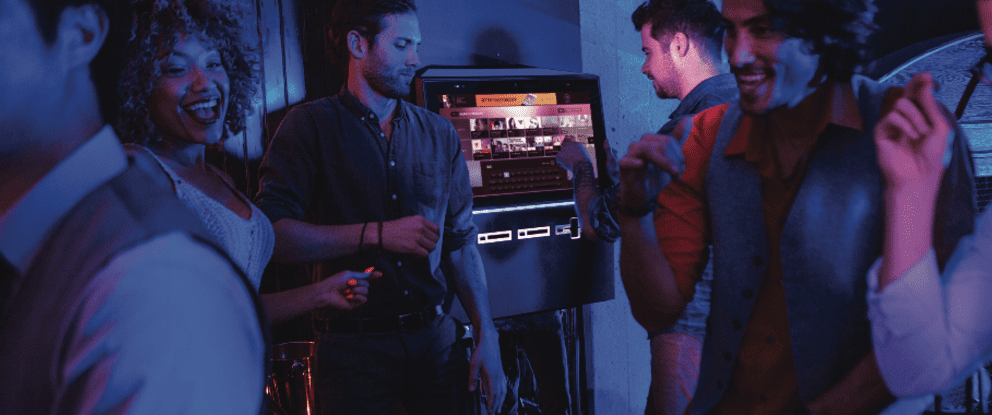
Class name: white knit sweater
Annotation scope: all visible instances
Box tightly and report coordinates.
[137,146,273,291]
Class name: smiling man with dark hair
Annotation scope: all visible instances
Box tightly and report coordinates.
[614,0,977,414]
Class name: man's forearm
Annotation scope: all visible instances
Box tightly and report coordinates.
[446,242,507,411]
[573,161,602,240]
[271,218,370,264]
[617,212,686,332]
[445,243,497,334]
[878,188,937,291]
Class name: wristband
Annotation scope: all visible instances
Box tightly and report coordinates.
[359,222,369,252]
[377,221,384,250]
[618,200,659,218]
[573,162,596,193]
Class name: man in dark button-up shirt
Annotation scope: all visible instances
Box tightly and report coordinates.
[258,84,474,320]
[255,0,505,414]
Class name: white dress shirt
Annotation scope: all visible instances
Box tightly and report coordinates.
[869,207,992,398]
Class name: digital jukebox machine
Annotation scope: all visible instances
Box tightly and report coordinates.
[413,66,616,320]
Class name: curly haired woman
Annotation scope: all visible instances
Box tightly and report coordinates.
[117,0,378,324]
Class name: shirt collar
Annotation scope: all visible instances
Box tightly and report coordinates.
[670,73,738,121]
[0,126,127,272]
[725,79,863,158]
[338,86,410,124]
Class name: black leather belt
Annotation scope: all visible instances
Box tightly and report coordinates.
[314,305,443,333]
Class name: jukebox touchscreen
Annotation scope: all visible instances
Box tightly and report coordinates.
[439,92,599,198]
[414,67,610,208]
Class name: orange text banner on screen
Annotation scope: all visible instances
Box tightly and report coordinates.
[475,93,557,107]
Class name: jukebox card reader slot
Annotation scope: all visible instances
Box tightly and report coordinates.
[478,230,513,244]
[555,217,581,239]
[517,226,551,240]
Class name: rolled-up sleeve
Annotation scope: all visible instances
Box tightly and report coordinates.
[869,208,992,397]
[586,140,621,242]
[442,125,477,252]
[256,107,319,223]
[587,186,621,243]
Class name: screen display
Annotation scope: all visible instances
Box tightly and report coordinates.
[436,92,599,198]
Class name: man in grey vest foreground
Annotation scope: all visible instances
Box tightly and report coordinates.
[0,0,267,413]
[614,0,976,414]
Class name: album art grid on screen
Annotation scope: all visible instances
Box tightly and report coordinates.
[438,92,599,198]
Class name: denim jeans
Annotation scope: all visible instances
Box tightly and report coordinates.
[314,314,469,415]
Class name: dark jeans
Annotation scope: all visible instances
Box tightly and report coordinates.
[314,314,469,415]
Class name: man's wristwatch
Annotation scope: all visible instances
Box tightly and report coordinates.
[618,200,659,218]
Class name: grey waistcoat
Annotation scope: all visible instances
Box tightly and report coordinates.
[0,152,267,415]
[690,75,976,414]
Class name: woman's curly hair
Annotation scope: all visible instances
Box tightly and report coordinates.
[116,0,258,145]
[765,0,879,81]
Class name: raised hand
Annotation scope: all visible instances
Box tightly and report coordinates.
[555,136,593,172]
[380,215,440,257]
[874,72,953,290]
[874,72,951,195]
[617,133,686,216]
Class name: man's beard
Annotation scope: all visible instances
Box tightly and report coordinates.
[654,80,678,100]
[364,55,413,99]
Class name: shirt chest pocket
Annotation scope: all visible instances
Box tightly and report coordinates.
[412,162,445,209]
